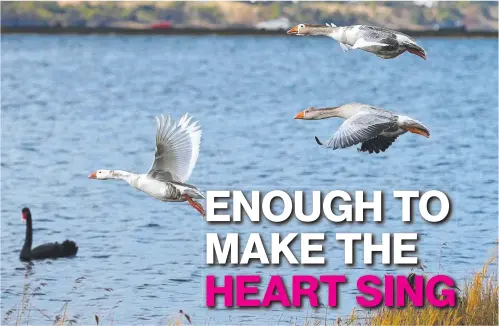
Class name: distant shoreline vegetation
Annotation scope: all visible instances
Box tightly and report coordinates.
[1,1,497,33]
[1,26,497,38]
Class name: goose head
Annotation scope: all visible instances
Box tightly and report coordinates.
[294,107,340,120]
[287,24,331,36]
[88,169,114,180]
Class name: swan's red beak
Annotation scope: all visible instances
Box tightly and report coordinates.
[88,171,97,179]
[287,26,299,35]
[294,111,305,119]
[21,212,27,222]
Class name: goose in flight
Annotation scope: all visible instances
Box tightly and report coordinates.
[294,103,430,154]
[89,113,205,216]
[287,23,426,60]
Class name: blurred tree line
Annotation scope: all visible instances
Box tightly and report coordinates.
[1,1,497,30]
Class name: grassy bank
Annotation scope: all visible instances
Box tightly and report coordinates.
[4,255,498,325]
[368,255,498,326]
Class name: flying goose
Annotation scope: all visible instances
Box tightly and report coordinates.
[294,103,430,153]
[287,23,426,60]
[89,114,205,216]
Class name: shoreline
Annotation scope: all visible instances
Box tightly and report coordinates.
[2,26,498,38]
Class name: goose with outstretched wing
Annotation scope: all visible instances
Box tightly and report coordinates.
[287,23,426,60]
[89,113,205,216]
[294,103,430,154]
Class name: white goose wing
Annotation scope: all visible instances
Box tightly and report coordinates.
[322,109,397,150]
[147,113,202,183]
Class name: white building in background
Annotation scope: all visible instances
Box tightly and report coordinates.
[255,17,291,31]
[414,1,436,8]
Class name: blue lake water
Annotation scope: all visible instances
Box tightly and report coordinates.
[1,35,498,325]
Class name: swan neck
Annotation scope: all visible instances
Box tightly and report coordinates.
[21,214,32,257]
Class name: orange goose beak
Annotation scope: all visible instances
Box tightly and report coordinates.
[294,111,305,119]
[88,171,97,179]
[287,26,299,35]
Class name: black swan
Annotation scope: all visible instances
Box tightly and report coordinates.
[19,207,78,261]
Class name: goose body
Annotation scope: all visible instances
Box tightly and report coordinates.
[89,113,205,216]
[287,23,426,60]
[294,103,430,154]
[134,176,203,202]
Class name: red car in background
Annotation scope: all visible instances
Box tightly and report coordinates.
[151,21,173,29]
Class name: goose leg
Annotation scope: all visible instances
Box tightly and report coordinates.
[183,194,205,217]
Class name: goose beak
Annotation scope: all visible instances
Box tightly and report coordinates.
[88,172,97,179]
[287,26,299,35]
[294,111,305,119]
